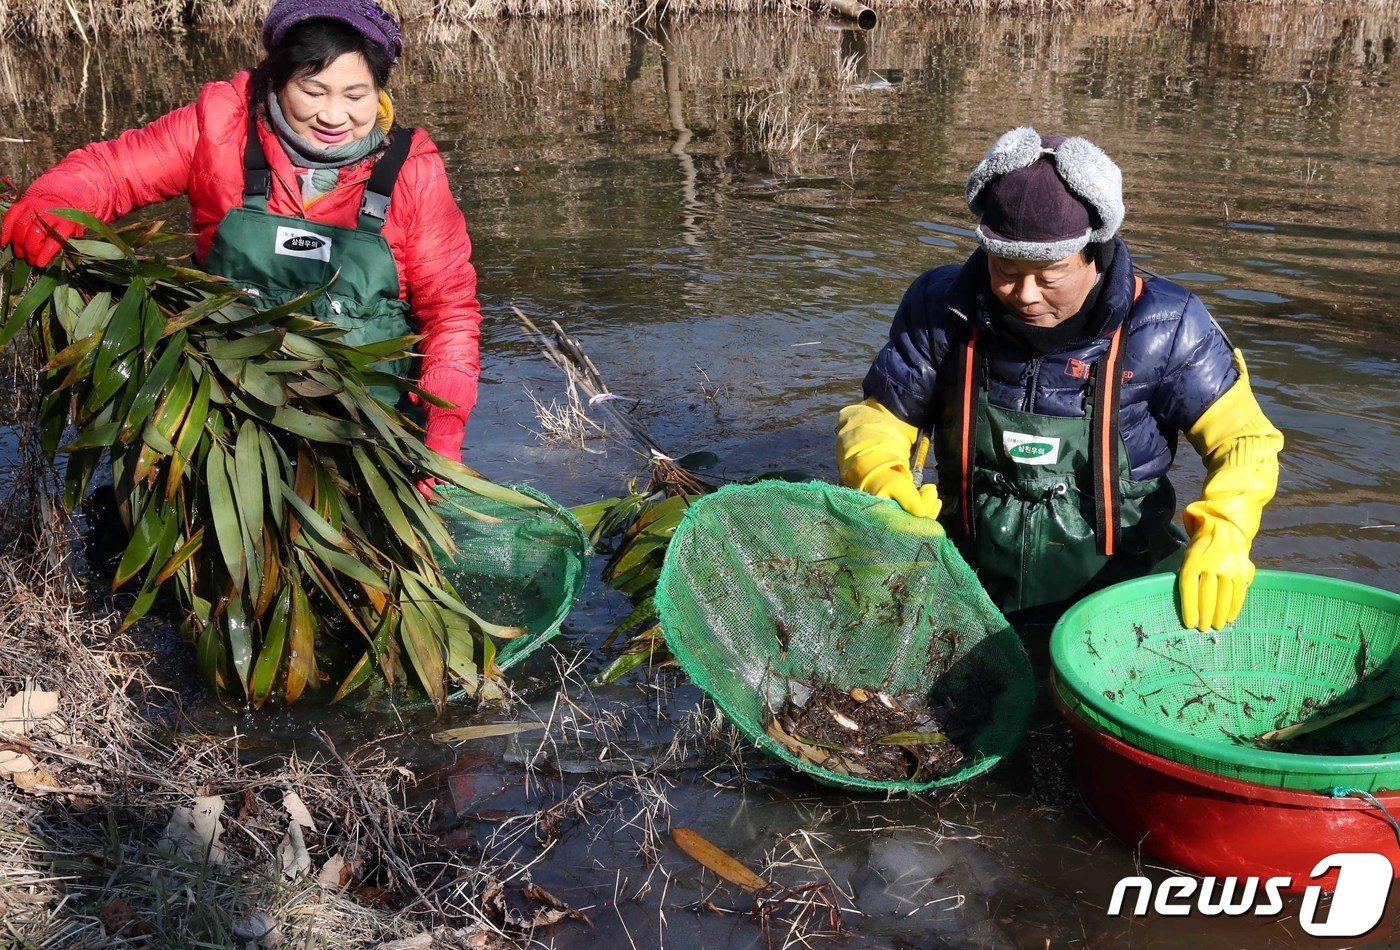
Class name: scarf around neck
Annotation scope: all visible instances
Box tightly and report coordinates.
[265,89,395,203]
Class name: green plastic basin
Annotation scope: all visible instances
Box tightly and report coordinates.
[1050,570,1400,792]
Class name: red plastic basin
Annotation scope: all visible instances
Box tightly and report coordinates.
[1054,686,1400,892]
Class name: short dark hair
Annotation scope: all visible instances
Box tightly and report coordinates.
[254,18,394,100]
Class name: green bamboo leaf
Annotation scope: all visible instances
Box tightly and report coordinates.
[2,274,57,347]
[140,297,164,354]
[113,496,170,588]
[399,601,446,709]
[259,430,285,529]
[62,239,126,261]
[154,526,204,585]
[60,422,121,451]
[351,446,424,557]
[344,334,419,360]
[603,538,664,583]
[234,421,265,548]
[259,359,320,373]
[119,511,180,629]
[49,208,133,255]
[593,493,649,545]
[162,293,239,337]
[614,596,659,641]
[61,447,102,512]
[279,482,347,549]
[295,528,388,591]
[167,369,211,495]
[236,397,364,442]
[194,621,225,691]
[205,446,246,588]
[140,419,176,456]
[92,279,145,384]
[72,290,113,340]
[83,350,140,417]
[204,329,285,361]
[38,391,66,457]
[44,331,101,372]
[228,448,262,603]
[591,650,654,686]
[285,581,316,703]
[612,560,662,597]
[120,330,186,440]
[626,493,693,539]
[236,362,287,407]
[2,251,30,293]
[332,609,395,703]
[53,285,84,338]
[412,451,547,509]
[570,497,623,536]
[226,594,254,698]
[250,587,292,708]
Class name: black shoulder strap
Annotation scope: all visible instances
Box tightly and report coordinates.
[244,114,272,207]
[358,127,414,233]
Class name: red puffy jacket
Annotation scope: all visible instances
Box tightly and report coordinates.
[19,71,480,460]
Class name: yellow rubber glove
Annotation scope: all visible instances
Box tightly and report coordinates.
[1179,351,1284,632]
[836,398,943,520]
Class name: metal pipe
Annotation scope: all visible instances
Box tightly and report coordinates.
[809,0,876,30]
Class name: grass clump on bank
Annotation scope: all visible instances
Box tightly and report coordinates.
[0,533,509,947]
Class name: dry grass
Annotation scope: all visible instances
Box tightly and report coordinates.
[0,486,518,947]
[4,0,1400,39]
[523,377,607,452]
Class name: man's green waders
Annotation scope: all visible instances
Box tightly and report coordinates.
[937,298,1186,619]
[204,117,415,406]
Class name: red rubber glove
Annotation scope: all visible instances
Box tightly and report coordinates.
[417,477,443,501]
[0,197,83,267]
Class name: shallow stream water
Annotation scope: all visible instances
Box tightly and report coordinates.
[3,5,1399,946]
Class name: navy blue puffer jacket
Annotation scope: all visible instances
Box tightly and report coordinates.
[862,238,1238,482]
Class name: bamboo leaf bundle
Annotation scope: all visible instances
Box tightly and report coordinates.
[0,202,542,709]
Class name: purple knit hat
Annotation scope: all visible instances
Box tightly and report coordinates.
[261,0,404,62]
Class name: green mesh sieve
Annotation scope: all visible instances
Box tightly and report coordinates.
[1051,571,1400,792]
[432,483,588,670]
[655,481,1035,793]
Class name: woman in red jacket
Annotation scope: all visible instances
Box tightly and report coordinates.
[1,0,480,497]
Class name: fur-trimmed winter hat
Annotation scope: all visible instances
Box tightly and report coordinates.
[965,127,1124,261]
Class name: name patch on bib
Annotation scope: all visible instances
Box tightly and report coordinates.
[1003,432,1062,465]
[275,227,332,262]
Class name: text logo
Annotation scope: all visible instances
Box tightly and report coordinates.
[1108,852,1393,938]
[274,227,332,262]
[1002,432,1062,466]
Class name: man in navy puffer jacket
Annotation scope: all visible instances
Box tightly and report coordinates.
[836,127,1283,631]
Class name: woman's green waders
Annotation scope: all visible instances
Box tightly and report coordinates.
[204,117,415,406]
[937,310,1186,621]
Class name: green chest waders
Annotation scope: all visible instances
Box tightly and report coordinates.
[938,314,1186,620]
[204,117,415,405]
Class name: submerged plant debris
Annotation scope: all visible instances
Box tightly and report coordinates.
[767,683,969,782]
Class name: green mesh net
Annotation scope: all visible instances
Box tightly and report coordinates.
[433,483,589,670]
[655,481,1035,792]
